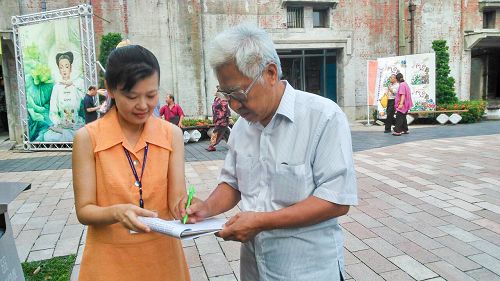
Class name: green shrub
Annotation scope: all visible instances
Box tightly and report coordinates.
[432,40,459,105]
[98,33,122,87]
[98,33,122,68]
[437,100,487,123]
[182,118,212,127]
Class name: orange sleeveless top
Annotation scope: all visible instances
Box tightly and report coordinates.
[78,108,190,281]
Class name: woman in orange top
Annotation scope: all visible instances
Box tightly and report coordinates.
[72,45,190,281]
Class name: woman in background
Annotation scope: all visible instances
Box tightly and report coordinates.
[384,74,398,133]
[393,73,413,136]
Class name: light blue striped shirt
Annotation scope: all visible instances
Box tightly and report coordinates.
[219,81,358,281]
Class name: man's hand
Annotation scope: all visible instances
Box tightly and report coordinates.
[217,212,264,242]
[176,196,210,223]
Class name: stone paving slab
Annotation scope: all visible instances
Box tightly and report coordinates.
[2,128,500,280]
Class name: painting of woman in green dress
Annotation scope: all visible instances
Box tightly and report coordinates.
[41,51,85,141]
[18,17,85,142]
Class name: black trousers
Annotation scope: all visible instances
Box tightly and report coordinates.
[394,111,408,133]
[384,99,395,131]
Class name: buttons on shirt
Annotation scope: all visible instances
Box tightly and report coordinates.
[133,160,139,166]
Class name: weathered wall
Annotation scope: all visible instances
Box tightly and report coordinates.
[200,0,400,120]
[334,0,400,119]
[0,1,20,31]
[414,0,483,101]
[1,0,493,134]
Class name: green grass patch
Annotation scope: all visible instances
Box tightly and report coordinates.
[22,254,76,281]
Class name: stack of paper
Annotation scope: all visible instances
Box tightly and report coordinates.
[139,217,227,240]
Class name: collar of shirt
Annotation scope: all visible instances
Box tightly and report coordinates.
[93,107,172,153]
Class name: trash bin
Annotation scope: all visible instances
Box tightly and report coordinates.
[0,182,31,281]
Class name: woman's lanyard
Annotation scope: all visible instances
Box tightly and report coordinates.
[123,143,149,208]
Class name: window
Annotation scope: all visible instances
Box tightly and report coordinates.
[278,49,337,101]
[313,9,328,28]
[287,7,304,28]
[483,10,496,29]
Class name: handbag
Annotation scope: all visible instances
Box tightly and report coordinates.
[380,93,389,108]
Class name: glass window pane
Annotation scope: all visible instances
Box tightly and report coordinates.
[313,9,327,28]
[483,11,496,29]
[305,56,324,95]
[287,7,304,28]
[305,49,324,55]
[278,49,303,56]
[281,57,303,90]
[325,55,337,102]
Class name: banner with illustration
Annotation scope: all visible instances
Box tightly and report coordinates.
[374,53,436,119]
[367,60,378,106]
[18,17,85,142]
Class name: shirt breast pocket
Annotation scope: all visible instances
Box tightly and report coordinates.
[235,155,258,196]
[271,163,308,207]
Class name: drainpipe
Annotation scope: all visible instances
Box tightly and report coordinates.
[409,1,416,54]
[398,0,406,55]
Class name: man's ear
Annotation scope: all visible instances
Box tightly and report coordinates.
[265,63,279,86]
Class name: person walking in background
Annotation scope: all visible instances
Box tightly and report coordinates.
[384,74,398,133]
[83,86,100,124]
[160,94,184,128]
[72,45,190,281]
[206,95,231,151]
[393,72,413,136]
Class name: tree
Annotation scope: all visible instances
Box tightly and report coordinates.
[98,33,122,69]
[432,40,458,104]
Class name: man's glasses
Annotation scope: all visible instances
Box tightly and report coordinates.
[216,71,264,103]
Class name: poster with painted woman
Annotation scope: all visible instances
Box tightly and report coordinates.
[18,17,85,142]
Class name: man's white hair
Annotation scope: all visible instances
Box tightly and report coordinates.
[209,23,282,80]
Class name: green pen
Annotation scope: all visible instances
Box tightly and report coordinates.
[182,186,196,224]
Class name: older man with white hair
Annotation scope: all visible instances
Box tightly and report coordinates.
[178,23,357,281]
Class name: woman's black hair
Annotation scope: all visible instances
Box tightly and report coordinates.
[396,72,404,82]
[104,45,160,111]
[56,51,74,66]
[105,45,160,92]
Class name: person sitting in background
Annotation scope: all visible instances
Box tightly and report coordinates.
[160,94,184,128]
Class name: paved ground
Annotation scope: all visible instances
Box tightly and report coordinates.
[2,121,500,280]
[1,121,499,172]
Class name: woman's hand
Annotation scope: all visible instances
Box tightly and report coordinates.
[113,204,158,232]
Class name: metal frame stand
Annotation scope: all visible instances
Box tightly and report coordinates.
[12,4,97,151]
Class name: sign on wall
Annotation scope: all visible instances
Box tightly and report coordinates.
[12,5,97,150]
[369,53,436,119]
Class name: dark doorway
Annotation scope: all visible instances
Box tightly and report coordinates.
[278,49,337,102]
